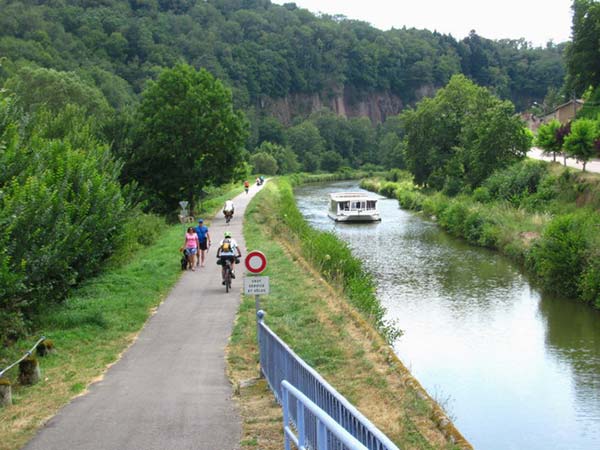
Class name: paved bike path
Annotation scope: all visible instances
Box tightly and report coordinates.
[24,183,264,450]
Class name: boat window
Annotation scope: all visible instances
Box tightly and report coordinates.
[367,201,376,210]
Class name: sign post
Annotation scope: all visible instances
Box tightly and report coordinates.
[244,251,269,329]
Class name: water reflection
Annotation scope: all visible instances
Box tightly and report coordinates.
[295,181,600,450]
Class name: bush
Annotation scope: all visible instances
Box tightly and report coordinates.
[527,211,596,298]
[483,160,548,205]
[0,97,128,342]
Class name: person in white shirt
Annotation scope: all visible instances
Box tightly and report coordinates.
[223,199,234,222]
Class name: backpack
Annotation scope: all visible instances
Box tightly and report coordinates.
[221,238,232,253]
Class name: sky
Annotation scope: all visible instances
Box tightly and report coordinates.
[272,0,573,46]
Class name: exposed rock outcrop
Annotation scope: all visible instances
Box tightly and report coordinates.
[259,85,414,124]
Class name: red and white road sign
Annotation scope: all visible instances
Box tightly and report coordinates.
[245,250,267,274]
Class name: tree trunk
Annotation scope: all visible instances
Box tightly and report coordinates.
[19,356,40,385]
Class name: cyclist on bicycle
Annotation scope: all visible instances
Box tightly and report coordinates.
[223,199,234,221]
[216,231,242,284]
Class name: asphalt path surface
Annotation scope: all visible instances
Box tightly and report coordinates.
[528,147,600,173]
[24,182,265,450]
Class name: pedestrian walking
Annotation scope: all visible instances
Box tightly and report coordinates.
[194,219,211,267]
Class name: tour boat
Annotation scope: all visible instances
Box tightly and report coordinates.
[327,192,381,222]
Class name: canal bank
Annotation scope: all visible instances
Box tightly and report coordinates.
[228,176,471,450]
[294,180,600,450]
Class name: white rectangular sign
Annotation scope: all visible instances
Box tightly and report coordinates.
[244,276,270,295]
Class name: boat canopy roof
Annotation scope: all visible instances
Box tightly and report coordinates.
[329,192,377,202]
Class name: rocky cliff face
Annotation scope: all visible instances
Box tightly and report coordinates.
[258,85,409,125]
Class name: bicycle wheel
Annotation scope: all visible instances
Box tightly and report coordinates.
[224,265,231,293]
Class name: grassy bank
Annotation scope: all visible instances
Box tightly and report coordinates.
[0,183,241,450]
[361,160,600,308]
[228,178,469,450]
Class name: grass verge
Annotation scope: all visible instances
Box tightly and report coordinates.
[228,179,470,450]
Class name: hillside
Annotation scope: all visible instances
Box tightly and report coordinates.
[0,0,566,122]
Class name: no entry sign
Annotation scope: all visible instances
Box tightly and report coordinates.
[245,250,267,274]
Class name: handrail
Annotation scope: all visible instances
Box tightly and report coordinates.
[257,310,399,450]
[0,336,46,378]
[282,380,368,450]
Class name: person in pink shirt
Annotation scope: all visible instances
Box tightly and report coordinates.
[182,226,199,271]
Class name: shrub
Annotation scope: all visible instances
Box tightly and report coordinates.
[483,160,548,205]
[0,97,128,341]
[527,212,595,298]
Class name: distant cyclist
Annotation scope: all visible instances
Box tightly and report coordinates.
[216,231,242,284]
[223,199,234,222]
[243,180,250,194]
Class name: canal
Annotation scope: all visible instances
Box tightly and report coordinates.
[294,180,600,450]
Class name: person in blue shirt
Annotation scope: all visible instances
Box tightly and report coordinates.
[194,219,211,267]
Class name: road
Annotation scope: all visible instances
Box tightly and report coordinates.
[24,182,265,450]
[528,147,600,173]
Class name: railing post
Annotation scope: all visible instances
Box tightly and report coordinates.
[282,384,291,450]
[0,378,11,407]
[256,310,265,379]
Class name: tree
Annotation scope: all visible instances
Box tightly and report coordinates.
[125,64,248,213]
[5,66,111,119]
[286,121,325,172]
[401,75,530,190]
[320,150,344,172]
[536,119,562,161]
[566,0,600,95]
[255,141,299,174]
[564,118,599,171]
[250,151,278,174]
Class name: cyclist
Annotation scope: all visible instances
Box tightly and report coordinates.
[216,231,242,284]
[243,180,250,194]
[223,199,234,222]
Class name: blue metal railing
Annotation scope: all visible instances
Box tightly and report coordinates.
[257,310,399,450]
[282,380,368,450]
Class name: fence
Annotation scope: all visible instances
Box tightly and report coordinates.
[257,310,399,450]
[282,380,368,450]
[0,336,47,379]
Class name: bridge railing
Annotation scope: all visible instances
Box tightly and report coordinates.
[256,310,399,450]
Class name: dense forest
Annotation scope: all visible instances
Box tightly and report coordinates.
[0,0,566,114]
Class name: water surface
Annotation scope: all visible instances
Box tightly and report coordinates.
[295,181,600,450]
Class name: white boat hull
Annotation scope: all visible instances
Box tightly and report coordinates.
[328,212,381,222]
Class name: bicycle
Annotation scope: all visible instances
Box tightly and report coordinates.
[222,259,233,292]
[224,210,233,224]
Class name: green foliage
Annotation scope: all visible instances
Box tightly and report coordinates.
[0,0,565,115]
[535,119,562,158]
[566,0,600,95]
[402,75,531,191]
[563,118,599,171]
[124,64,248,213]
[0,94,128,343]
[482,160,549,205]
[527,211,598,298]
[5,66,111,119]
[250,151,278,175]
[254,141,299,174]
